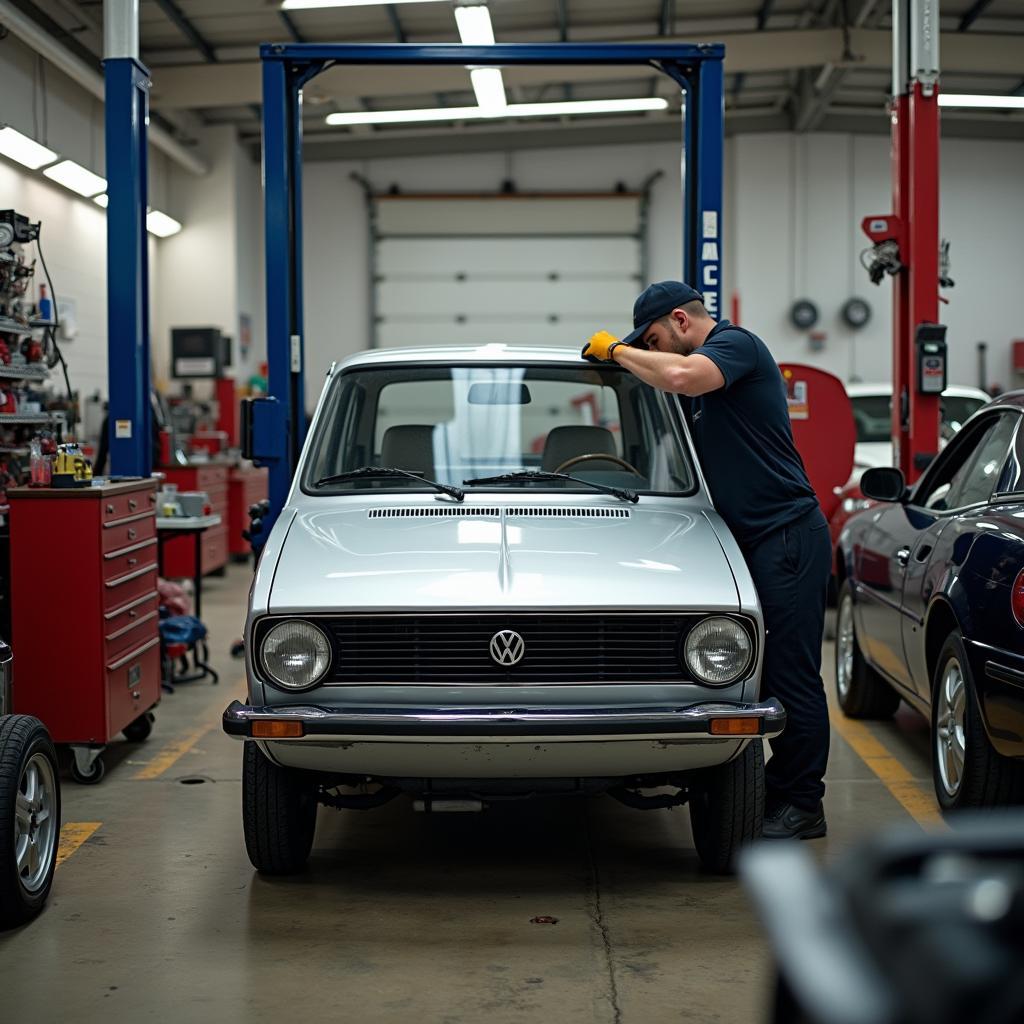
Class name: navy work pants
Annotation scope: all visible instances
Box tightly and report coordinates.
[742,508,832,811]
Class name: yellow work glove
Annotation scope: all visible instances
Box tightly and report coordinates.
[581,330,625,364]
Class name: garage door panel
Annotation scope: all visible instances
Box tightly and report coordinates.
[376,317,614,349]
[379,237,639,277]
[379,279,639,318]
[377,197,642,236]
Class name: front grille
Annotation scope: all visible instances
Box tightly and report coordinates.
[272,614,739,685]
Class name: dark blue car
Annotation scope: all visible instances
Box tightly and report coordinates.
[835,391,1024,811]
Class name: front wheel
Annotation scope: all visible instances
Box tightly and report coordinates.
[932,632,1024,811]
[242,743,318,875]
[835,581,900,719]
[689,740,764,875]
[0,716,61,928]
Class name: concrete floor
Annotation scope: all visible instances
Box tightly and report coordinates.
[0,563,940,1024]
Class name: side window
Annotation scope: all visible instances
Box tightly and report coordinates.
[918,414,1016,511]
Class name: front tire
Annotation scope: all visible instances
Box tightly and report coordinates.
[242,743,318,875]
[931,632,1024,811]
[0,716,61,929]
[689,740,764,875]
[835,581,900,719]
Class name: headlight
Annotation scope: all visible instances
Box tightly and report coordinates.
[684,617,752,685]
[261,620,331,691]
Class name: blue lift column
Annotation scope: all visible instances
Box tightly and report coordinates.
[104,0,151,477]
[258,43,725,536]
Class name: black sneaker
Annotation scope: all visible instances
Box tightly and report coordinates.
[761,801,827,840]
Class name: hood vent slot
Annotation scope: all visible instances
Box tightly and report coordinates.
[369,507,500,519]
[505,507,631,519]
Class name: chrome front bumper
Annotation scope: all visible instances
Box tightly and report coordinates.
[222,697,786,742]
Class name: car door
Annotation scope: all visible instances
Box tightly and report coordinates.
[900,412,1022,700]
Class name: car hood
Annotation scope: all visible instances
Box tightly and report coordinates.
[268,501,741,612]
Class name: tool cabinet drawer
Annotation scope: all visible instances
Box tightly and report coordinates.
[103,565,159,612]
[105,611,159,662]
[103,538,159,582]
[102,489,157,524]
[102,511,157,553]
[106,637,161,739]
[104,593,160,656]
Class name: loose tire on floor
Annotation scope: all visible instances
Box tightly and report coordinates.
[688,739,764,875]
[931,631,1024,812]
[242,742,318,875]
[834,580,901,719]
[0,715,61,929]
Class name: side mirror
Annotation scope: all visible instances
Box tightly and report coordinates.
[861,466,907,504]
[240,397,285,465]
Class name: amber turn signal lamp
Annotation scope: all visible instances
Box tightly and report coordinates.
[709,718,760,736]
[252,720,304,738]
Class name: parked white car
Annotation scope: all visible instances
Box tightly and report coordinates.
[225,345,786,875]
[847,383,989,471]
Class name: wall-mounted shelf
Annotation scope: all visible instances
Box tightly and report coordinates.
[0,412,66,426]
[0,317,32,337]
[0,364,49,382]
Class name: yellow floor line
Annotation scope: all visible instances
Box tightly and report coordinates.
[829,710,949,831]
[133,722,214,780]
[56,822,102,867]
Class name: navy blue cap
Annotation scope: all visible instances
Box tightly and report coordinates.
[622,281,704,347]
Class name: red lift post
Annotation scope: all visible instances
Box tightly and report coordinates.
[862,0,943,484]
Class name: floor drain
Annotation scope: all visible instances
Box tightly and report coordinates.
[530,916,558,925]
[178,776,210,785]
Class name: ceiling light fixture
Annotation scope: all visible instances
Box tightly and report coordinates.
[146,210,183,238]
[281,0,448,9]
[42,159,107,198]
[938,93,1024,109]
[470,68,507,112]
[454,4,495,45]
[326,97,669,127]
[0,126,58,171]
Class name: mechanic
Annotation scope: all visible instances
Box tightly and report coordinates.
[583,281,832,840]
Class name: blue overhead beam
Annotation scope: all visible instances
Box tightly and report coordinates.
[256,40,725,541]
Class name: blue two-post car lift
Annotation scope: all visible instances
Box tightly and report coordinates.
[252,41,726,544]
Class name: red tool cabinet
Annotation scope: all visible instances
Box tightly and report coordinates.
[161,465,229,577]
[228,465,267,559]
[8,479,161,780]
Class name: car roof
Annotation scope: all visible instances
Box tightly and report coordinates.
[845,382,991,401]
[333,344,591,373]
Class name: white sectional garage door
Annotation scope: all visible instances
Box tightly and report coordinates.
[373,195,645,349]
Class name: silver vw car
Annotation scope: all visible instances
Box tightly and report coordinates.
[224,346,784,874]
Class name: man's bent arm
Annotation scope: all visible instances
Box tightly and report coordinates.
[612,346,725,397]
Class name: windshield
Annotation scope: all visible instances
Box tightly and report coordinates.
[303,363,696,496]
[851,393,987,443]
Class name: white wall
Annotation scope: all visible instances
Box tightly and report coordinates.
[303,130,1024,410]
[0,30,179,409]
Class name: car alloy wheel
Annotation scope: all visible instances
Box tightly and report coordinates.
[15,751,58,896]
[836,593,855,702]
[934,657,967,799]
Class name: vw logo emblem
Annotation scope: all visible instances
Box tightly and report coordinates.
[490,629,526,666]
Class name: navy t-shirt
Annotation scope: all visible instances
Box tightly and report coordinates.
[682,320,818,548]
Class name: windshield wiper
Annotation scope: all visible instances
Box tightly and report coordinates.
[314,466,464,501]
[463,470,638,504]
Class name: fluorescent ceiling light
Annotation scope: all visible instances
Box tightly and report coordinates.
[282,0,446,8]
[42,159,106,198]
[455,4,495,45]
[94,194,109,209]
[146,210,183,238]
[327,97,668,127]
[0,126,58,171]
[471,68,507,112]
[939,93,1024,109]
